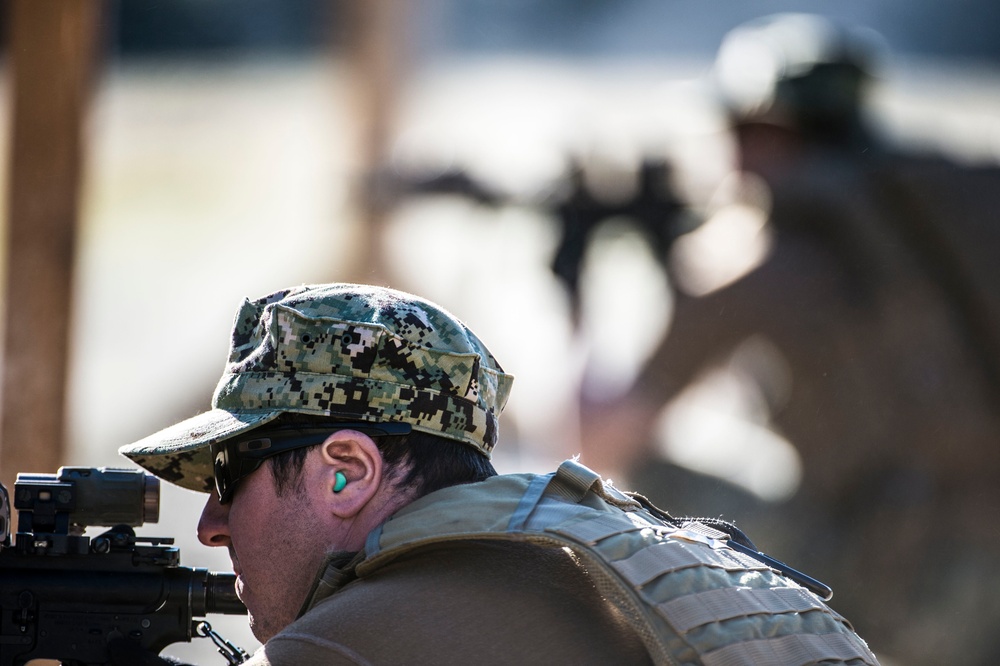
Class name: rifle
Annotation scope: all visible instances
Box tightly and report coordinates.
[0,466,249,665]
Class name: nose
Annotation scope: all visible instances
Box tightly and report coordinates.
[197,492,232,547]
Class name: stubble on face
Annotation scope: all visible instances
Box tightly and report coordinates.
[228,457,333,643]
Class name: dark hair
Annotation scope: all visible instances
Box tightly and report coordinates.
[267,413,497,498]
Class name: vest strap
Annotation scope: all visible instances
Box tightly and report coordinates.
[702,631,877,666]
[614,541,770,587]
[551,512,647,545]
[657,585,835,634]
[364,523,385,556]
[549,458,604,501]
[507,472,554,532]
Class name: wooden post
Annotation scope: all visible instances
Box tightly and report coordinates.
[341,0,409,285]
[0,0,104,489]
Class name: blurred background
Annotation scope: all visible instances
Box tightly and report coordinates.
[1,1,999,664]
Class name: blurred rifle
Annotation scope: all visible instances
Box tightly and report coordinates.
[550,157,697,322]
[0,467,248,666]
[375,156,699,324]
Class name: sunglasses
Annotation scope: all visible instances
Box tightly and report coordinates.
[210,421,412,504]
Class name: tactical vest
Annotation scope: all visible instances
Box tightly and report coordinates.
[352,460,878,666]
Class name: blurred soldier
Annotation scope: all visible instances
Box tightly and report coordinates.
[580,14,1000,666]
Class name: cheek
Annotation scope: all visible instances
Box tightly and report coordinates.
[231,484,329,566]
[226,505,257,546]
[228,484,266,531]
[226,484,285,562]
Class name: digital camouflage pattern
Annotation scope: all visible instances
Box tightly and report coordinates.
[119,283,514,493]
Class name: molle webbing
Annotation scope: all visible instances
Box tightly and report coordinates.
[701,631,876,666]
[605,539,772,585]
[656,585,836,635]
[361,460,879,666]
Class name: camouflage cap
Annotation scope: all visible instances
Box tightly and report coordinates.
[119,283,514,493]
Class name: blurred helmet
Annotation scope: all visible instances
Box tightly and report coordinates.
[713,13,884,140]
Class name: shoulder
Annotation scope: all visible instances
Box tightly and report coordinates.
[269,540,652,666]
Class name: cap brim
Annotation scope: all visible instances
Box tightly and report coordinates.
[118,409,281,493]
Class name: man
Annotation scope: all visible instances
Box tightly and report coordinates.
[121,282,877,665]
[580,15,1000,666]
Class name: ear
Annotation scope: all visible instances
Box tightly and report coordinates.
[314,430,384,519]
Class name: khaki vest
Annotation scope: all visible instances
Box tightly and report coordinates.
[322,460,879,666]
